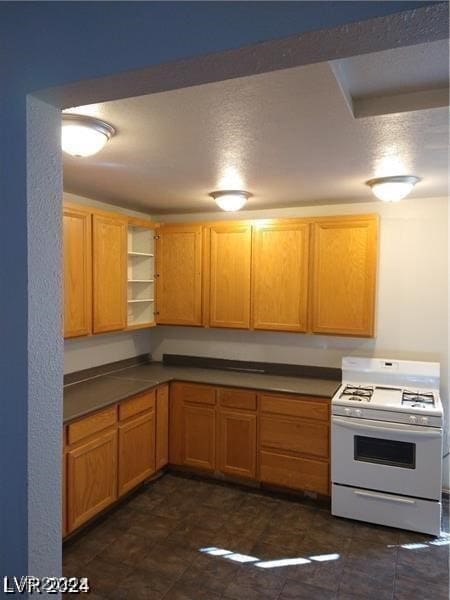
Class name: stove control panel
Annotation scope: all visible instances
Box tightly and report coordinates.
[344,407,363,417]
[332,404,442,428]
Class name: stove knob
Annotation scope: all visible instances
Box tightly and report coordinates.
[409,415,418,424]
[344,408,352,416]
[355,409,362,417]
[420,416,429,425]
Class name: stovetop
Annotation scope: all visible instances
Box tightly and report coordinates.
[332,357,443,426]
[335,383,441,414]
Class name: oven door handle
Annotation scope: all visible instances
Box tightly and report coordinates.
[332,416,442,438]
[353,490,416,505]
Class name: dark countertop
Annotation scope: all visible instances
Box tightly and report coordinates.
[64,362,340,423]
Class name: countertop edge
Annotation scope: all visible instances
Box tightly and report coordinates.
[64,367,340,424]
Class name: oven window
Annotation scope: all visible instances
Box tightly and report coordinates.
[354,436,416,469]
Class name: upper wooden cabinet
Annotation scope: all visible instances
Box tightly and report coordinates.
[63,203,156,338]
[311,215,378,337]
[252,221,310,332]
[63,205,378,338]
[63,205,92,338]
[156,225,203,326]
[92,214,127,333]
[208,223,252,329]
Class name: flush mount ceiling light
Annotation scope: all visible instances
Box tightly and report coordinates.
[61,113,115,157]
[210,190,252,212]
[366,175,420,203]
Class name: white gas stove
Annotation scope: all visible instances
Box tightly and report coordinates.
[331,357,443,536]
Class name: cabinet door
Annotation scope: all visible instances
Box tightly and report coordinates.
[63,205,92,338]
[218,409,257,479]
[252,221,309,332]
[311,216,378,336]
[209,224,252,328]
[156,225,203,325]
[156,385,169,471]
[92,214,127,333]
[67,429,117,533]
[118,412,156,496]
[183,404,216,470]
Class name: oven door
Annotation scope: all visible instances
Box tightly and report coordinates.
[332,416,442,500]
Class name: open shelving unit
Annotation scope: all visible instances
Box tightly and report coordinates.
[127,224,156,328]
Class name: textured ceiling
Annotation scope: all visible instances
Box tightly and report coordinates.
[63,42,449,214]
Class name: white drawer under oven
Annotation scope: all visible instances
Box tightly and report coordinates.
[332,484,441,536]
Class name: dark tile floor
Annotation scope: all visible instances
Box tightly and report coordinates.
[63,473,450,599]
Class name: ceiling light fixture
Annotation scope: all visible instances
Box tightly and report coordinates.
[210,190,251,212]
[61,113,115,157]
[366,175,420,203]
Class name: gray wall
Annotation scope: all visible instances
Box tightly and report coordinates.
[64,330,153,374]
[27,98,63,578]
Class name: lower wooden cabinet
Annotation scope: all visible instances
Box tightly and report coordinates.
[259,392,330,495]
[118,411,155,497]
[183,404,216,470]
[260,450,329,495]
[64,386,167,536]
[63,382,331,537]
[156,385,169,470]
[217,409,257,479]
[67,428,118,533]
[260,415,329,459]
[169,382,217,470]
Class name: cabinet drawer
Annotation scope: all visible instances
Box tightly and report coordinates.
[218,388,257,411]
[260,450,329,495]
[260,394,329,421]
[175,382,216,405]
[68,406,117,445]
[260,415,329,459]
[119,390,155,421]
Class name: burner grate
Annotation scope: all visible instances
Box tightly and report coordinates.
[402,391,435,406]
[340,385,373,400]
